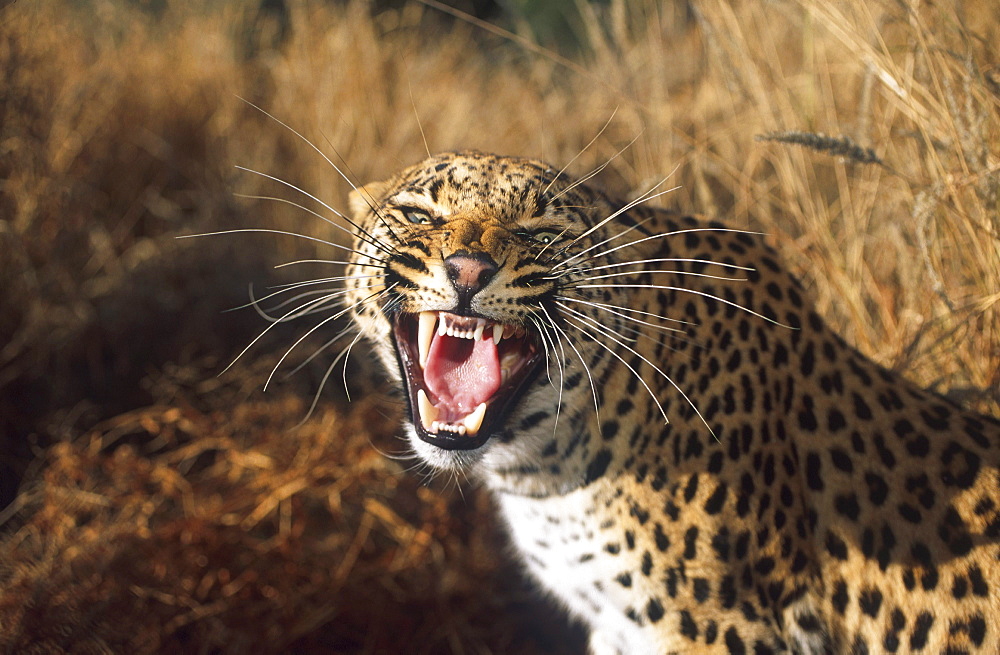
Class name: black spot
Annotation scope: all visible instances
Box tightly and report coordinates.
[831,580,849,614]
[852,393,873,420]
[864,473,889,505]
[828,408,847,432]
[805,453,824,490]
[654,523,670,552]
[712,527,731,561]
[755,556,775,576]
[920,408,950,431]
[905,434,931,457]
[952,574,968,599]
[968,614,987,646]
[940,441,981,489]
[629,502,650,525]
[830,448,853,472]
[858,588,883,618]
[968,564,989,596]
[835,494,861,521]
[705,620,719,644]
[909,612,934,650]
[720,575,737,608]
[601,420,619,441]
[800,342,815,376]
[798,406,818,431]
[584,449,612,484]
[684,474,700,502]
[825,531,848,560]
[679,609,698,639]
[646,598,665,623]
[604,542,620,555]
[850,635,869,655]
[693,577,710,603]
[921,567,938,591]
[897,503,922,523]
[725,626,746,655]
[641,551,653,576]
[684,526,699,559]
[704,483,728,515]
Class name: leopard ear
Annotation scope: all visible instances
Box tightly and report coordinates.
[348,182,389,218]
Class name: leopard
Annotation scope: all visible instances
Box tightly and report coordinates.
[341,151,1000,654]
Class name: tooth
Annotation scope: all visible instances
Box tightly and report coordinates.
[418,312,436,368]
[492,324,503,343]
[417,389,439,430]
[438,317,448,337]
[474,320,485,341]
[501,367,510,385]
[503,324,516,339]
[462,402,488,436]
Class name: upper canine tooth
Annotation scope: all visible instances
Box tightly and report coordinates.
[417,389,439,430]
[462,402,488,436]
[492,323,503,343]
[418,312,436,368]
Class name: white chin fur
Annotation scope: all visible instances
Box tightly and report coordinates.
[406,424,486,471]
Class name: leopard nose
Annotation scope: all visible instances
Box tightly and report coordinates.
[444,252,498,307]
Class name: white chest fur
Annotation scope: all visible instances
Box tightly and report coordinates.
[495,488,662,655]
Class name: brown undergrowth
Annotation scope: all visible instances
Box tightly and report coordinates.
[1,0,997,653]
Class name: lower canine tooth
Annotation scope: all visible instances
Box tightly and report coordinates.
[417,389,439,430]
[462,402,488,436]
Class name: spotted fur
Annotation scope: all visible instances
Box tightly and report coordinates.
[343,152,1000,654]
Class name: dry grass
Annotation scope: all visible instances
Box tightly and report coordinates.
[1,0,997,652]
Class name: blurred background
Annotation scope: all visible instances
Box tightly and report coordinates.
[1,0,997,652]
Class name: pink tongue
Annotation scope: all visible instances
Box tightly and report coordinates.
[424,333,501,415]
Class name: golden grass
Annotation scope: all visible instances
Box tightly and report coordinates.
[1,0,997,652]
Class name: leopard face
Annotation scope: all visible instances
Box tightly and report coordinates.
[344,151,653,487]
[344,151,1000,654]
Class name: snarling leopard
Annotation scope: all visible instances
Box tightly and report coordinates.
[342,151,1000,654]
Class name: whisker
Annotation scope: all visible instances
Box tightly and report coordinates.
[571,283,796,328]
[565,269,748,284]
[556,301,638,345]
[556,257,755,278]
[559,166,681,249]
[235,166,396,256]
[541,306,602,427]
[550,130,644,202]
[236,96,402,244]
[555,296,686,334]
[177,228,389,265]
[555,228,765,271]
[543,107,619,197]
[234,192,393,257]
[564,312,719,443]
[274,258,369,268]
[221,288,352,375]
[564,315,669,425]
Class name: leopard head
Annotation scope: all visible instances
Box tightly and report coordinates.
[344,152,661,479]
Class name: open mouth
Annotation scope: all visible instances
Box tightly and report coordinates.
[392,311,543,450]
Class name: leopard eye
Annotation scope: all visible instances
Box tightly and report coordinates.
[530,229,561,245]
[401,207,433,225]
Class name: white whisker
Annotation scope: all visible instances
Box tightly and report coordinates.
[572,283,795,328]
